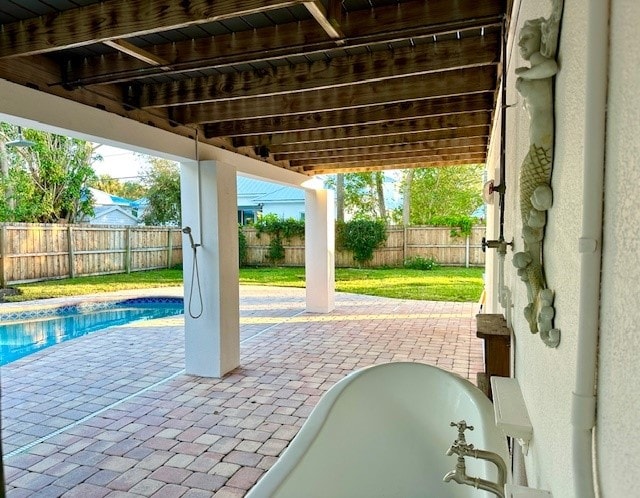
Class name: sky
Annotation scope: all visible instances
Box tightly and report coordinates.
[91,144,149,181]
[89,143,403,207]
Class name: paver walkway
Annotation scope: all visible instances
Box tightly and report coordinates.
[1,286,483,497]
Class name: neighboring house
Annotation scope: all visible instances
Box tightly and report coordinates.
[237,176,304,224]
[84,187,138,226]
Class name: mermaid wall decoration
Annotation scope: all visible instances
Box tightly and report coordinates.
[512,2,563,347]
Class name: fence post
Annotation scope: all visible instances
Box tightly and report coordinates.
[125,227,132,274]
[166,229,173,268]
[403,225,407,263]
[67,226,75,278]
[0,225,7,288]
[465,235,470,268]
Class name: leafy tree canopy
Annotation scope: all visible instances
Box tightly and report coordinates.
[90,174,147,200]
[0,124,97,223]
[405,164,484,225]
[139,157,181,226]
[326,172,388,221]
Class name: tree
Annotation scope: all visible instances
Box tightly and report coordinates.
[327,172,389,221]
[0,124,97,223]
[405,164,484,225]
[139,157,181,225]
[402,169,414,226]
[336,173,345,222]
[90,174,147,200]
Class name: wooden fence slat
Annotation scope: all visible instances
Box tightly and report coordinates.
[0,223,183,285]
[0,225,6,288]
[241,225,485,268]
[0,223,484,285]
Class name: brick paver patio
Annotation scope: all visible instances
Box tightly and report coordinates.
[1,285,484,497]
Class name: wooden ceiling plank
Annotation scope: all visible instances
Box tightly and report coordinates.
[60,0,502,87]
[0,0,305,58]
[204,93,493,138]
[339,0,502,39]
[299,155,486,172]
[272,137,488,160]
[301,159,481,174]
[233,114,491,148]
[0,55,232,151]
[103,39,170,67]
[292,151,484,168]
[139,33,499,108]
[269,128,490,153]
[174,65,496,124]
[304,0,344,39]
[278,145,487,162]
[63,19,329,86]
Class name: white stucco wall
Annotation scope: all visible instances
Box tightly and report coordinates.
[597,0,640,495]
[492,1,640,496]
[490,1,594,496]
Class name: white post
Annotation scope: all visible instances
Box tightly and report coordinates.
[305,188,335,313]
[180,160,240,378]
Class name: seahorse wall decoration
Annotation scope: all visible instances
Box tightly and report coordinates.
[512,1,563,348]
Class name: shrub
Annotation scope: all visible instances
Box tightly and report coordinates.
[337,219,387,265]
[254,214,305,265]
[238,225,248,267]
[426,215,474,237]
[404,256,439,271]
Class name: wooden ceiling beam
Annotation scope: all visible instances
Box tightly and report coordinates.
[102,39,171,67]
[172,65,497,124]
[138,33,499,108]
[272,137,488,160]
[266,126,490,154]
[297,159,481,174]
[62,19,329,86]
[233,113,491,148]
[281,145,487,163]
[59,0,502,87]
[292,151,484,168]
[0,55,234,152]
[296,154,486,172]
[0,0,306,58]
[304,0,344,40]
[204,93,493,138]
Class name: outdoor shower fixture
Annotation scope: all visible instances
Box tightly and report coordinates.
[182,226,203,319]
[5,126,35,148]
[182,226,200,250]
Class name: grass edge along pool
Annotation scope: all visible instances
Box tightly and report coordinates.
[0,297,184,366]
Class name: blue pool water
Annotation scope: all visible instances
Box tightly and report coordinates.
[0,298,184,366]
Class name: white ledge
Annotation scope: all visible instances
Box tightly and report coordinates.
[491,376,533,454]
[505,484,553,497]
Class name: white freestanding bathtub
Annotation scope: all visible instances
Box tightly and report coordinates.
[247,362,508,498]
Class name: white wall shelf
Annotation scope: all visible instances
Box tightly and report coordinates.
[505,484,552,497]
[491,376,533,454]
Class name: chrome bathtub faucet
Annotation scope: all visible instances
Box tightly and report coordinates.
[443,420,506,498]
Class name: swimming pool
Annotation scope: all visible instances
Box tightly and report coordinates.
[0,297,184,366]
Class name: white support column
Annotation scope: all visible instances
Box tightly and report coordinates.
[180,160,240,378]
[305,188,335,313]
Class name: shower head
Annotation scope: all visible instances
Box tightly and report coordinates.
[5,127,35,148]
[182,226,199,249]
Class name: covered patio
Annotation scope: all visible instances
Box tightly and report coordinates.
[2,286,482,496]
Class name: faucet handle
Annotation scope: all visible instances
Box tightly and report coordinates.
[450,420,474,442]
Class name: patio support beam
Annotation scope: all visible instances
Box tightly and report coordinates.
[180,160,240,378]
[305,188,335,313]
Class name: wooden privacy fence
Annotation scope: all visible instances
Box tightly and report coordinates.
[0,223,183,286]
[243,225,485,268]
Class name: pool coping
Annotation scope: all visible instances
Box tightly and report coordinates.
[0,288,185,321]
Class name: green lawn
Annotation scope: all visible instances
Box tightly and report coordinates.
[6,266,484,303]
[239,267,484,302]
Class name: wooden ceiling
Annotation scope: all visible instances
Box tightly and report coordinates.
[0,0,508,175]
